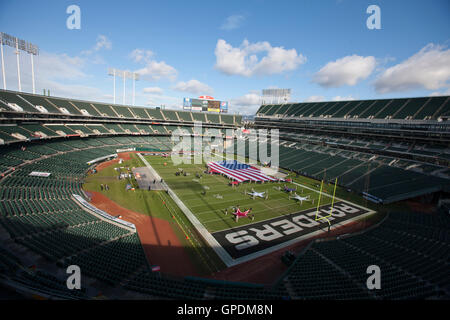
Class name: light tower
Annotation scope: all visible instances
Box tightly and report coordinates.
[261,88,291,105]
[132,72,139,106]
[1,32,39,93]
[108,68,139,105]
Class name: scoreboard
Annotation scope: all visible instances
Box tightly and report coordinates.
[183,98,228,113]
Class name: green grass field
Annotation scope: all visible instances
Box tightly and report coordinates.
[82,152,391,274]
[145,155,334,233]
[83,153,227,274]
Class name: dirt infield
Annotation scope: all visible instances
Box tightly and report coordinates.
[94,152,132,171]
[86,190,198,277]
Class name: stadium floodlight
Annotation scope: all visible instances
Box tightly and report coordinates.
[108,68,117,104]
[0,32,39,93]
[132,72,139,106]
[262,88,291,104]
[108,68,138,105]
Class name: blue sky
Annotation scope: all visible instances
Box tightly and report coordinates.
[0,0,449,114]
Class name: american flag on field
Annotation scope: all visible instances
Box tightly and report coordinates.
[207,160,278,183]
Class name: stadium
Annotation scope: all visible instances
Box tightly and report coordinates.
[0,1,449,303]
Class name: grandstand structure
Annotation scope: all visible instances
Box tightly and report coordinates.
[254,96,450,204]
[0,89,449,300]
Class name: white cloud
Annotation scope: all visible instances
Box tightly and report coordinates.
[313,55,376,88]
[135,60,177,81]
[304,95,325,102]
[173,79,213,95]
[37,52,86,80]
[220,15,245,30]
[332,95,356,101]
[214,39,306,77]
[374,43,450,93]
[94,35,112,51]
[131,48,177,81]
[429,88,450,96]
[143,87,163,95]
[130,49,154,63]
[82,34,112,55]
[230,92,261,115]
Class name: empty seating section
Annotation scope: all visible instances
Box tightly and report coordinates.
[362,99,393,118]
[207,113,220,124]
[438,98,450,117]
[258,96,449,120]
[283,249,371,299]
[333,100,361,118]
[221,114,234,125]
[265,104,282,116]
[46,97,82,115]
[273,103,291,116]
[0,91,37,113]
[134,124,151,133]
[0,130,20,143]
[110,105,134,118]
[18,93,62,114]
[256,105,271,115]
[130,107,150,119]
[66,125,94,134]
[162,110,179,121]
[394,97,428,119]
[348,165,445,201]
[241,139,449,203]
[414,96,446,120]
[64,233,148,286]
[310,102,332,117]
[164,125,178,133]
[86,124,109,134]
[0,125,34,138]
[177,111,193,122]
[0,91,241,133]
[44,124,75,135]
[321,101,347,116]
[146,108,164,120]
[0,136,176,290]
[70,101,101,117]
[20,124,58,137]
[149,125,160,133]
[103,123,124,133]
[280,210,449,299]
[0,246,87,299]
[119,124,140,133]
[92,103,117,117]
[288,103,310,117]
[192,112,207,123]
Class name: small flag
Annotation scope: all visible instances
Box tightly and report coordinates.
[151,265,160,272]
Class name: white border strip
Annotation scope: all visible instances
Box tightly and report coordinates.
[72,194,136,230]
[87,154,117,165]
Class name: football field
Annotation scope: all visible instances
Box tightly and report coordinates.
[145,155,333,233]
